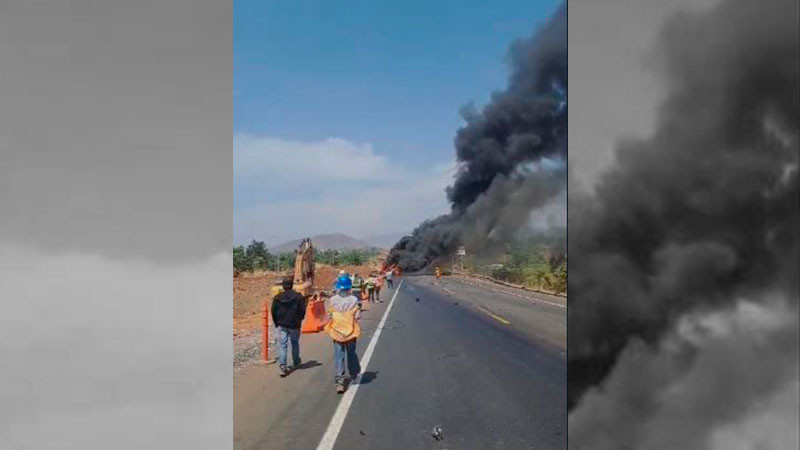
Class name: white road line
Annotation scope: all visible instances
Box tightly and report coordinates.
[315,279,405,450]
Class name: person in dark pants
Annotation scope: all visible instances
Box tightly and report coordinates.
[351,274,363,306]
[374,273,382,302]
[365,273,376,303]
[271,277,307,377]
[385,269,394,289]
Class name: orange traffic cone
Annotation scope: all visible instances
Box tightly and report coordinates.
[301,297,329,333]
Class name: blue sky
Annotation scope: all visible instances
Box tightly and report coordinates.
[234,0,561,246]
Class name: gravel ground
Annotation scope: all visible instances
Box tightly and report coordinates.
[233,325,277,373]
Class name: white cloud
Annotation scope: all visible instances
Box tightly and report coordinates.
[234,135,455,245]
[0,245,231,449]
[234,134,401,183]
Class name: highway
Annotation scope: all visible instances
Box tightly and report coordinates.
[234,275,566,450]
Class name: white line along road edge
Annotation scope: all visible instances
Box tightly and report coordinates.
[457,279,565,309]
[316,278,405,450]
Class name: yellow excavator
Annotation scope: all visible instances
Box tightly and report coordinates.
[270,238,315,297]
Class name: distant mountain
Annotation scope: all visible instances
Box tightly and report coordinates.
[361,231,410,249]
[269,233,375,254]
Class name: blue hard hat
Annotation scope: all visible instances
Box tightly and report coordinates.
[335,275,352,290]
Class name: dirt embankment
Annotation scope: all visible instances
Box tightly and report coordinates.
[233,265,378,333]
[233,263,381,370]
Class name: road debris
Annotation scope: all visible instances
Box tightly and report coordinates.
[432,425,444,441]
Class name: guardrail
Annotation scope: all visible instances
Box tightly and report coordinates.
[451,270,567,298]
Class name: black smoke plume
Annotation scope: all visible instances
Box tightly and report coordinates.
[568,0,798,447]
[388,4,567,271]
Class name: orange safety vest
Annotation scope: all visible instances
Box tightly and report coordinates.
[325,309,361,342]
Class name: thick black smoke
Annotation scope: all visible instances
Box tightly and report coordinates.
[568,0,798,446]
[388,4,567,271]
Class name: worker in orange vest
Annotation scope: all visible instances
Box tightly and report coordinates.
[326,276,362,393]
[365,274,377,303]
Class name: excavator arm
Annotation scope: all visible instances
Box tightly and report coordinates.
[293,238,315,297]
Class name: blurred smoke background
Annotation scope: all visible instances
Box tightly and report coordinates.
[1,1,232,448]
[568,0,799,448]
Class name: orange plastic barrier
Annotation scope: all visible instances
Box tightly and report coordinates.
[301,297,329,333]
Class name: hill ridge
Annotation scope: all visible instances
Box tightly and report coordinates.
[269,232,376,253]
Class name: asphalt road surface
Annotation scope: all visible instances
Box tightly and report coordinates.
[234,275,566,450]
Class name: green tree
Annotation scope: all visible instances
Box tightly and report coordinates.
[338,249,365,265]
[314,249,340,266]
[551,261,567,293]
[233,246,250,274]
[277,252,294,272]
[245,240,271,270]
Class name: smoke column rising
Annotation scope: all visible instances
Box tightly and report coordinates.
[387,4,567,271]
[568,0,799,447]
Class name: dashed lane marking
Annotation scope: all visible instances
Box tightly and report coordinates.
[476,305,512,325]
